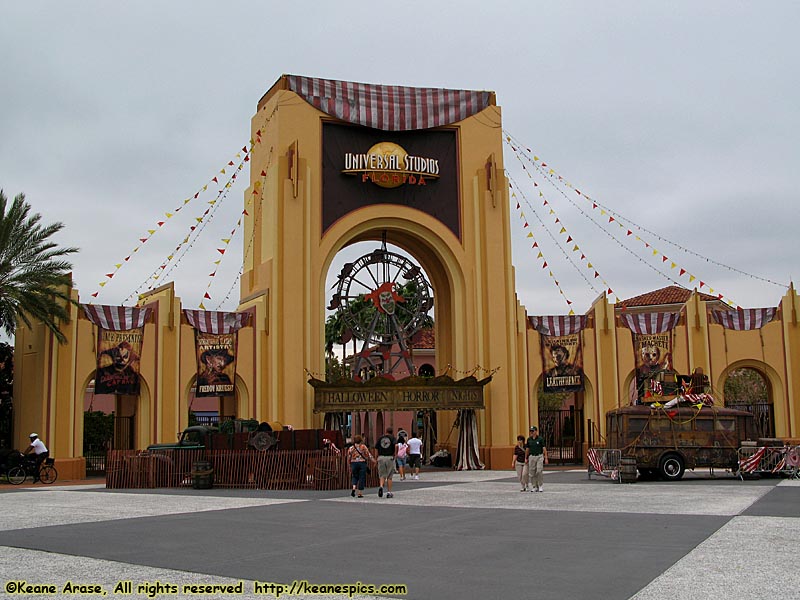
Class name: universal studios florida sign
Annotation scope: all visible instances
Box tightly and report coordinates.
[342,141,440,188]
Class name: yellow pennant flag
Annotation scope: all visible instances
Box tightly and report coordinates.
[148,229,155,235]
[671,262,677,269]
[115,264,122,268]
[526,232,533,238]
[165,212,173,218]
[587,263,593,268]
[559,227,566,234]
[689,275,696,283]
[222,238,230,244]
[99,282,107,287]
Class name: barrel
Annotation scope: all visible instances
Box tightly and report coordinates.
[619,456,637,483]
[191,460,214,489]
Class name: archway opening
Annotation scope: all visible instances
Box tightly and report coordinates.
[723,367,774,438]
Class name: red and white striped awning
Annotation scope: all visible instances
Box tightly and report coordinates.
[528,315,588,336]
[711,307,777,330]
[286,75,493,131]
[183,310,250,335]
[82,304,151,331]
[620,312,681,334]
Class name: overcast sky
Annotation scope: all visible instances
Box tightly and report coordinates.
[2,2,797,323]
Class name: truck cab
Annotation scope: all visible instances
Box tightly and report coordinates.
[146,425,218,451]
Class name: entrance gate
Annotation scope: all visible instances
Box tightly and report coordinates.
[538,408,584,465]
[84,414,135,475]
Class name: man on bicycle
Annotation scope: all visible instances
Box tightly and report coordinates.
[24,433,49,482]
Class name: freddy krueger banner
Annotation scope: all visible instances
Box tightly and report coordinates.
[541,334,584,393]
[194,332,237,397]
[95,328,144,395]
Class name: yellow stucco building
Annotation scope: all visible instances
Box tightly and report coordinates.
[12,75,800,479]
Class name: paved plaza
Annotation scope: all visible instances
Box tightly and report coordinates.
[1,468,799,600]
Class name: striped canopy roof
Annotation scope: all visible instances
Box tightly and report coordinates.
[285,75,493,131]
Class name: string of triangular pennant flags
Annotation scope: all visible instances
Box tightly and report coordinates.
[509,176,599,314]
[121,147,251,303]
[89,144,251,302]
[508,149,617,304]
[504,132,739,307]
[201,145,275,310]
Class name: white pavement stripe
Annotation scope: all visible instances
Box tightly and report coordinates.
[326,481,772,516]
[0,491,307,531]
[630,516,800,600]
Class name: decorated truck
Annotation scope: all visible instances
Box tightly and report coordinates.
[604,401,756,480]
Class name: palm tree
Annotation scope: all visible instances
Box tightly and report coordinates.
[0,190,78,343]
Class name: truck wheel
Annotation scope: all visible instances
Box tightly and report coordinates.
[659,454,685,481]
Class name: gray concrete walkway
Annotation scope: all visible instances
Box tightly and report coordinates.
[1,469,798,599]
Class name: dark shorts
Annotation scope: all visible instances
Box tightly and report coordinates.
[408,454,421,468]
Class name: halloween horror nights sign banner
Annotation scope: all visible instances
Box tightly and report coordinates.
[308,375,489,413]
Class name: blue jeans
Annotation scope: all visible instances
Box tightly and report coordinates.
[350,461,367,490]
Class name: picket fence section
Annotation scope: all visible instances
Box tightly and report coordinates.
[106,449,378,490]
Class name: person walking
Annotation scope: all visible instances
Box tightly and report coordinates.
[512,435,528,491]
[375,427,397,498]
[525,426,548,492]
[396,435,409,480]
[347,434,375,498]
[406,431,423,479]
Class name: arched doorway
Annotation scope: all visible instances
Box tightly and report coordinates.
[82,373,137,475]
[723,366,774,438]
[535,378,584,464]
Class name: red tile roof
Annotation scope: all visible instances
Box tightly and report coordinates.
[410,328,435,349]
[617,285,719,308]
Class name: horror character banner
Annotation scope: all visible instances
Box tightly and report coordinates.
[541,334,584,393]
[95,329,143,395]
[82,304,151,396]
[183,309,250,398]
[633,332,673,395]
[194,332,236,397]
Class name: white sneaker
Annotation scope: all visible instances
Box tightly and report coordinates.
[537,486,543,492]
[413,475,419,480]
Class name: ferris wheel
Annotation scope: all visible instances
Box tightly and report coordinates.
[330,242,433,379]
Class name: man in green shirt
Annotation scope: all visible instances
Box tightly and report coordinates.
[525,426,548,492]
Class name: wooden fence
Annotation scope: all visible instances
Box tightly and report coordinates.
[105,449,379,490]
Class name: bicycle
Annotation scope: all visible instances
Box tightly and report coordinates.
[7,455,58,485]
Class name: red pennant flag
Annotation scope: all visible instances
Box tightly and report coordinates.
[91,292,98,297]
[662,256,669,262]
[212,177,218,183]
[140,238,147,243]
[718,294,724,300]
[204,292,211,299]
[592,203,597,209]
[699,281,705,288]
[608,217,615,223]
[157,221,164,227]
[627,230,632,236]
[209,272,216,277]
[575,189,581,195]
[542,262,548,268]
[523,222,529,228]
[160,265,166,270]
[567,300,573,305]
[244,156,249,162]
[541,162,547,167]
[594,272,599,278]
[260,170,267,177]
[566,236,572,243]
[217,248,226,254]
[105,273,114,278]
[680,269,686,276]
[243,210,249,216]
[124,256,130,261]
[645,243,650,248]
[190,226,196,231]
[228,161,234,166]
[516,203,520,209]
[580,254,585,260]
[533,242,538,248]
[543,200,548,205]
[242,146,247,152]
[608,288,613,294]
